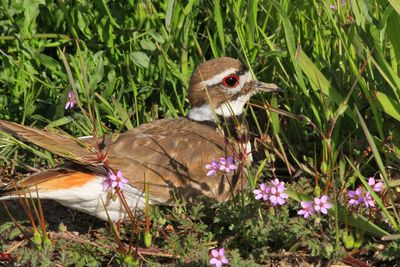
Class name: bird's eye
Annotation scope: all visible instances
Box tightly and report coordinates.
[222,75,239,87]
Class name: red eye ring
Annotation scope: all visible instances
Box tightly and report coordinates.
[222,75,239,87]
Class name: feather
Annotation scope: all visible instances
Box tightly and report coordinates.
[0,120,101,165]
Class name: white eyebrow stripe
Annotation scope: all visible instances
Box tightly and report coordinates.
[200,68,237,87]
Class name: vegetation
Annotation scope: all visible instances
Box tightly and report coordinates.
[1,0,400,265]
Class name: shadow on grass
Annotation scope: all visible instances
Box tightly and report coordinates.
[0,199,105,233]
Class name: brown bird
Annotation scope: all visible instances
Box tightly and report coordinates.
[0,57,280,221]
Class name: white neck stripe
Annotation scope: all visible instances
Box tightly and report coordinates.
[187,93,252,122]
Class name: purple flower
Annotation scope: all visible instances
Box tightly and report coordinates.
[368,177,383,192]
[348,185,377,210]
[210,248,229,267]
[205,159,220,177]
[219,157,237,173]
[253,183,270,201]
[65,90,77,110]
[269,179,288,206]
[330,0,346,11]
[102,177,112,192]
[363,192,375,208]
[254,178,288,206]
[297,200,315,218]
[314,195,332,214]
[269,187,288,206]
[348,187,364,206]
[271,178,285,191]
[102,170,128,192]
[205,156,237,177]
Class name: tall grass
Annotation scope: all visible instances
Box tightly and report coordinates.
[1,0,400,264]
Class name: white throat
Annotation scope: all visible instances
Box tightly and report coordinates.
[187,93,252,122]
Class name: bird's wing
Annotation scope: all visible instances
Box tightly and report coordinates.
[106,118,240,203]
[0,120,102,165]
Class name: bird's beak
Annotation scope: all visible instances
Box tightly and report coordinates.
[249,80,283,93]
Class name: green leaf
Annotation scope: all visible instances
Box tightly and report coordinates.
[149,30,165,44]
[389,0,400,16]
[35,54,59,72]
[22,0,45,35]
[271,97,280,135]
[355,107,400,227]
[112,97,134,130]
[140,39,156,51]
[45,117,73,129]
[295,48,344,107]
[387,11,400,66]
[213,0,225,53]
[270,1,307,94]
[129,51,150,69]
[376,91,400,121]
[165,0,175,30]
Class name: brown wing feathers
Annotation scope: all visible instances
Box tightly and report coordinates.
[0,120,99,165]
[106,118,237,203]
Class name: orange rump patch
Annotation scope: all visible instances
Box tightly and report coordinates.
[34,171,97,191]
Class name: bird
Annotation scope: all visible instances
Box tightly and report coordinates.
[0,57,280,221]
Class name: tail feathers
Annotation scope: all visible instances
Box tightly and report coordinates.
[0,120,103,165]
[0,168,100,198]
[0,168,147,221]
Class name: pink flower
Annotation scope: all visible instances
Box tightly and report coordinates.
[65,90,77,110]
[269,186,288,206]
[269,179,288,206]
[314,195,332,214]
[205,156,237,176]
[297,200,315,218]
[347,182,378,210]
[271,178,286,191]
[368,177,383,192]
[253,183,270,201]
[210,248,229,267]
[254,178,288,206]
[363,192,375,208]
[219,157,237,173]
[348,187,364,206]
[102,178,112,192]
[102,170,128,192]
[205,159,220,176]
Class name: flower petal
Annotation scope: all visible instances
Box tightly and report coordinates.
[210,258,219,265]
[211,249,219,258]
[298,210,306,215]
[207,170,216,176]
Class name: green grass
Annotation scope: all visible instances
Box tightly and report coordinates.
[1,0,400,265]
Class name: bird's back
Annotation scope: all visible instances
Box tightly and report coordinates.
[106,117,240,203]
